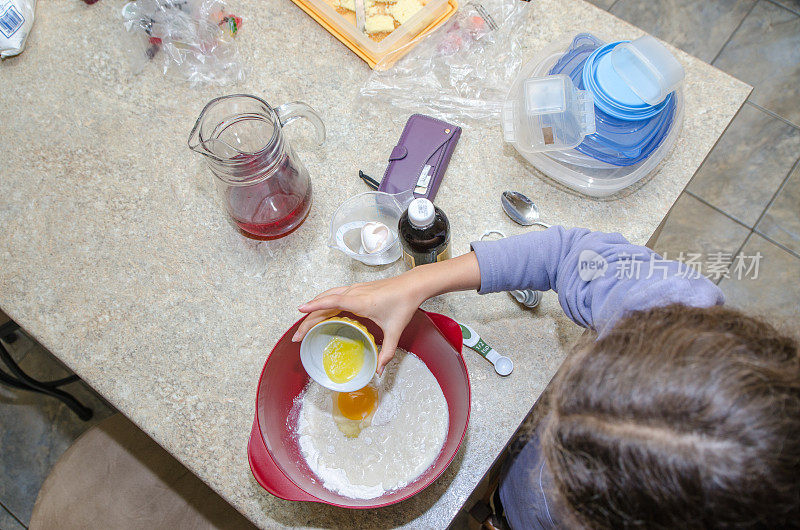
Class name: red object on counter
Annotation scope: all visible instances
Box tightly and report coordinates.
[248,310,471,508]
[225,153,312,240]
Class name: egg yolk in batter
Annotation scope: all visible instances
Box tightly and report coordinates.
[333,385,379,438]
[337,386,378,420]
[323,337,365,384]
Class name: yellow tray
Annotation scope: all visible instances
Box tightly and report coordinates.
[290,0,459,69]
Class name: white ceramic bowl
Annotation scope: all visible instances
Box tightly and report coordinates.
[299,317,378,392]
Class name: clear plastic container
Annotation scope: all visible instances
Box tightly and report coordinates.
[329,191,408,265]
[502,74,596,153]
[293,0,456,68]
[504,33,684,197]
[611,35,685,106]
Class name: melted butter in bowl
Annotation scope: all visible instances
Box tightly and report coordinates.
[323,337,365,384]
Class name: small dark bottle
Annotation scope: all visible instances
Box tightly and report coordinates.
[398,198,451,268]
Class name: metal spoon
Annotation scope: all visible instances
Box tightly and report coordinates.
[501,191,551,228]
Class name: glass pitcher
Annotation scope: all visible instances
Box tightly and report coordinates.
[188,94,326,239]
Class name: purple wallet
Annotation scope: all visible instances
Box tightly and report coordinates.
[379,114,462,201]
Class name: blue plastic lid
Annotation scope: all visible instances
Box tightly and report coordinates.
[592,89,670,120]
[593,45,648,108]
[582,45,670,121]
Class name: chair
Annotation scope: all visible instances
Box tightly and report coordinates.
[0,318,92,420]
[29,414,255,530]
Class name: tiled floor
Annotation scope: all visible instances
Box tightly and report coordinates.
[0,320,116,527]
[3,1,800,528]
[610,0,757,63]
[599,0,800,318]
[719,231,800,327]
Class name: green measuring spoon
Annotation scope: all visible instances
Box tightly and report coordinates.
[458,323,513,376]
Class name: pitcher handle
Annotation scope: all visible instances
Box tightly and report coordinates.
[274,102,326,145]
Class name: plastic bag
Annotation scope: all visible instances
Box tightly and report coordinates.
[121,0,245,86]
[358,0,532,125]
[0,0,35,58]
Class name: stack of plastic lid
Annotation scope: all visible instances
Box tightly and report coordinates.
[502,32,686,197]
[582,43,671,120]
[551,35,679,167]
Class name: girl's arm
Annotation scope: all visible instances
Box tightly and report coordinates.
[293,253,481,372]
[295,226,724,371]
[470,226,724,334]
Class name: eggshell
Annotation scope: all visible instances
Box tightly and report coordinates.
[361,222,391,254]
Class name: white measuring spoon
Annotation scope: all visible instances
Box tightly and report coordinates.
[458,323,513,376]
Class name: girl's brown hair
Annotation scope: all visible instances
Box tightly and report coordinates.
[543,304,800,529]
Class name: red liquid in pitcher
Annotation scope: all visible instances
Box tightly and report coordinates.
[225,153,312,240]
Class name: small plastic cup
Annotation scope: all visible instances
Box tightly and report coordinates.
[328,192,404,266]
[299,317,379,392]
[610,35,684,106]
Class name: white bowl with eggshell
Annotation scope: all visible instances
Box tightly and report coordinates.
[328,191,404,265]
[299,317,378,392]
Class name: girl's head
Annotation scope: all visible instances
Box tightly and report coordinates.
[543,305,800,529]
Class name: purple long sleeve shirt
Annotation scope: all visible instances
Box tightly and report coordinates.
[470,226,724,529]
[471,226,723,334]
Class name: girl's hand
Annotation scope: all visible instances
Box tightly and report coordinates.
[293,274,425,373]
[293,253,482,373]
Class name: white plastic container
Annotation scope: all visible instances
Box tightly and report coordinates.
[502,74,596,153]
[329,191,405,265]
[611,35,685,106]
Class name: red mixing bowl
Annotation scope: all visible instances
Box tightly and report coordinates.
[248,310,471,508]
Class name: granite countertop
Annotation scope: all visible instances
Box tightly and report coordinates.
[0,0,749,527]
